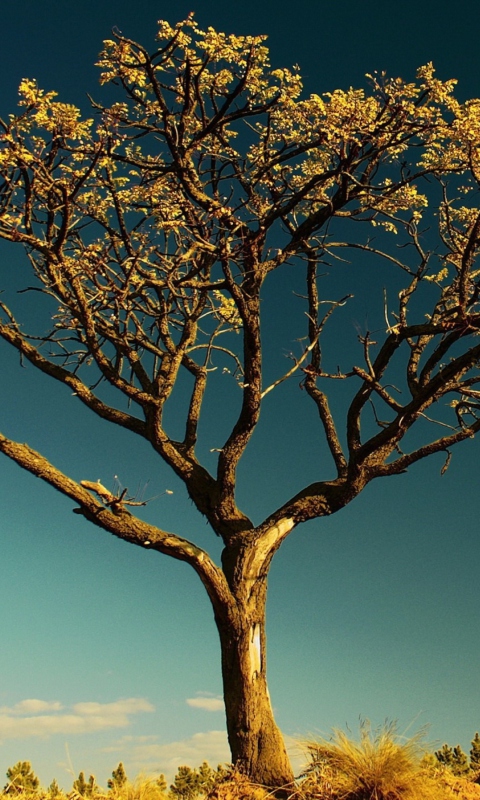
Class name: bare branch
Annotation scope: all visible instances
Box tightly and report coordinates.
[0,431,236,623]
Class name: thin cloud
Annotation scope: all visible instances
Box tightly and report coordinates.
[103,730,306,781]
[0,698,154,741]
[186,695,224,712]
[120,730,230,777]
[102,734,159,753]
[0,699,64,715]
[72,699,153,717]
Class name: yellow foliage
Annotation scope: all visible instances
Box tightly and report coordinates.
[212,291,243,329]
[2,15,480,371]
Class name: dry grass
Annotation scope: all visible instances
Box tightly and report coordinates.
[107,778,168,800]
[435,769,480,800]
[0,776,169,800]
[4,741,480,800]
[205,770,269,800]
[291,721,453,800]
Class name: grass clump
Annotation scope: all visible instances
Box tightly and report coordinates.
[295,721,450,800]
[107,777,168,800]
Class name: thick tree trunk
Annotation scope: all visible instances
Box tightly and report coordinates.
[215,583,294,790]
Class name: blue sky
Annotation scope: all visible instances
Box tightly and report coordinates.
[1,0,480,789]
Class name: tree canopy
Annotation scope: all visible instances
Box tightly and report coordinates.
[4,763,39,795]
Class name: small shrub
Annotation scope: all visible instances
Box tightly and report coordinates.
[4,763,40,795]
[72,773,100,799]
[108,766,128,792]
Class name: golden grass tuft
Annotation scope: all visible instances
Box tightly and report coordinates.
[293,721,452,800]
[107,778,168,800]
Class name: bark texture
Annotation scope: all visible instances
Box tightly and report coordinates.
[217,585,294,789]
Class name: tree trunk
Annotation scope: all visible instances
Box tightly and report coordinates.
[215,581,294,791]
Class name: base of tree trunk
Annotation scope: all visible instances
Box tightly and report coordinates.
[218,610,295,793]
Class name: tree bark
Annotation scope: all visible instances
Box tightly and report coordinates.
[215,577,294,791]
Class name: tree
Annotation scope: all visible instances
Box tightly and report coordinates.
[435,743,471,776]
[435,743,455,770]
[47,779,62,799]
[73,772,97,798]
[470,732,480,772]
[169,762,219,799]
[194,763,216,797]
[155,776,168,794]
[4,763,39,795]
[452,745,471,776]
[2,14,480,790]
[108,764,128,791]
[169,766,200,800]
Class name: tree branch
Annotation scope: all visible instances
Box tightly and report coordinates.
[0,432,236,624]
[0,317,148,436]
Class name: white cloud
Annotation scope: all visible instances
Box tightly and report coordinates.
[0,698,154,741]
[0,699,64,715]
[72,699,153,718]
[112,730,230,778]
[102,734,159,753]
[186,695,224,712]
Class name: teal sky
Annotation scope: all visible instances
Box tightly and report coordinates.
[1,0,480,789]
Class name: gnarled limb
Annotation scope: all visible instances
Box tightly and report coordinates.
[0,432,235,624]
